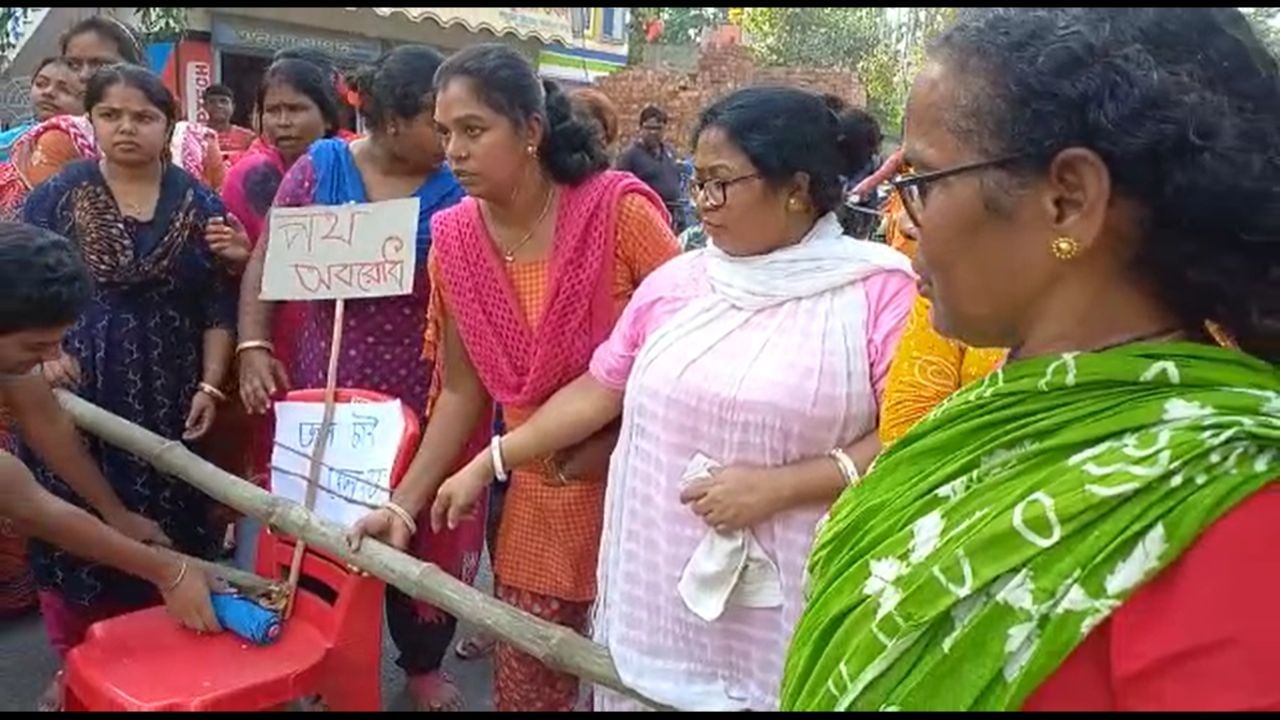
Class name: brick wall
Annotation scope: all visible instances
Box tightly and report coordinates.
[596,44,867,154]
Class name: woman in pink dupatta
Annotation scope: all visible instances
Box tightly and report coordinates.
[347,45,680,711]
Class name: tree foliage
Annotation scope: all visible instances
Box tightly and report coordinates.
[1241,7,1280,58]
[0,7,189,67]
[742,7,957,135]
[134,8,189,42]
[628,7,728,63]
[0,7,31,64]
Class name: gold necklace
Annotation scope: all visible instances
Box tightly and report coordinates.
[100,160,158,217]
[499,187,556,263]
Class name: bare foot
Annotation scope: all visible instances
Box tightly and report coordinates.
[407,671,464,712]
[36,671,63,712]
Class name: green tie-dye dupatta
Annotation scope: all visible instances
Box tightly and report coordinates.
[782,342,1280,711]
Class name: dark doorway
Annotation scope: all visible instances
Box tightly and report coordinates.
[220,52,271,131]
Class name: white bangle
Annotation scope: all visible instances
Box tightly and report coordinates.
[828,448,862,488]
[381,501,418,537]
[490,435,509,483]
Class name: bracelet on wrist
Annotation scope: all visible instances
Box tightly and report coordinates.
[197,382,227,403]
[828,447,862,488]
[235,340,275,357]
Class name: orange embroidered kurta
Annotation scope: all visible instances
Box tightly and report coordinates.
[425,193,679,601]
[878,295,1006,445]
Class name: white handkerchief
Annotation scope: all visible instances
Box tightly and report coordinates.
[677,453,783,622]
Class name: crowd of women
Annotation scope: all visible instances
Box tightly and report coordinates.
[0,5,1276,713]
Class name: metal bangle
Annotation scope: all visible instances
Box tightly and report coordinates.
[235,340,275,356]
[197,382,227,403]
[161,559,189,593]
[828,447,862,488]
[381,501,418,537]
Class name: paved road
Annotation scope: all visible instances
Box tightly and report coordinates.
[0,566,497,711]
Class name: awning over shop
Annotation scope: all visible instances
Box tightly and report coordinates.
[361,8,573,46]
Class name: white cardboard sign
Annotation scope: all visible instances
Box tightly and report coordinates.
[260,197,420,301]
[269,400,405,528]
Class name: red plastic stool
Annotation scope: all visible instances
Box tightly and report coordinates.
[62,389,420,711]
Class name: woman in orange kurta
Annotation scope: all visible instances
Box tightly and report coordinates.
[877,194,1005,445]
[348,45,679,712]
[422,191,674,624]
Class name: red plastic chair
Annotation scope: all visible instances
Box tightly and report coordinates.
[62,389,420,711]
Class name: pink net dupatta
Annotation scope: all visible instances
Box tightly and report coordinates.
[431,170,668,408]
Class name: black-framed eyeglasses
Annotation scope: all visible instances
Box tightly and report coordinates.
[689,173,761,210]
[889,153,1029,228]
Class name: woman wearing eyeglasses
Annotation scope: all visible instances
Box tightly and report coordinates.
[876,194,1005,445]
[783,7,1280,712]
[426,86,916,711]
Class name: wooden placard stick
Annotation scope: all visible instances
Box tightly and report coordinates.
[282,298,345,617]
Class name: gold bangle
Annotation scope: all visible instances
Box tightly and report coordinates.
[197,382,227,403]
[235,340,275,356]
[161,559,189,593]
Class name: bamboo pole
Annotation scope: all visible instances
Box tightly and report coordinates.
[189,555,278,597]
[55,389,668,711]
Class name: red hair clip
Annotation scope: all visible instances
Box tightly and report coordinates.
[335,75,357,109]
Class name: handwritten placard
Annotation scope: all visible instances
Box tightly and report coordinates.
[261,198,420,301]
[270,400,406,527]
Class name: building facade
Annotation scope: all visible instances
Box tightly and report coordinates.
[1,7,630,129]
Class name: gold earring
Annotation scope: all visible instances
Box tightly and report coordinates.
[1204,320,1239,349]
[1051,235,1081,260]
[787,197,802,212]
[526,145,537,157]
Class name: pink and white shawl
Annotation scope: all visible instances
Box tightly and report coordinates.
[590,213,915,711]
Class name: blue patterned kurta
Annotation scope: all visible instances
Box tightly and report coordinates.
[21,160,236,607]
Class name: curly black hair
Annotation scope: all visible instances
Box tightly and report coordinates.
[435,44,608,186]
[0,222,93,335]
[930,8,1280,362]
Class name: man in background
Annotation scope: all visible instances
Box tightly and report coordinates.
[615,105,689,233]
[203,84,256,168]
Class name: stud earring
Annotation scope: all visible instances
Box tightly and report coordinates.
[526,145,537,157]
[1051,235,1081,260]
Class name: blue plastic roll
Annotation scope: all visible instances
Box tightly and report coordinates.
[211,593,282,646]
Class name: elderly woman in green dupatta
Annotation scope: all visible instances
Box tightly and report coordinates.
[782,7,1280,713]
